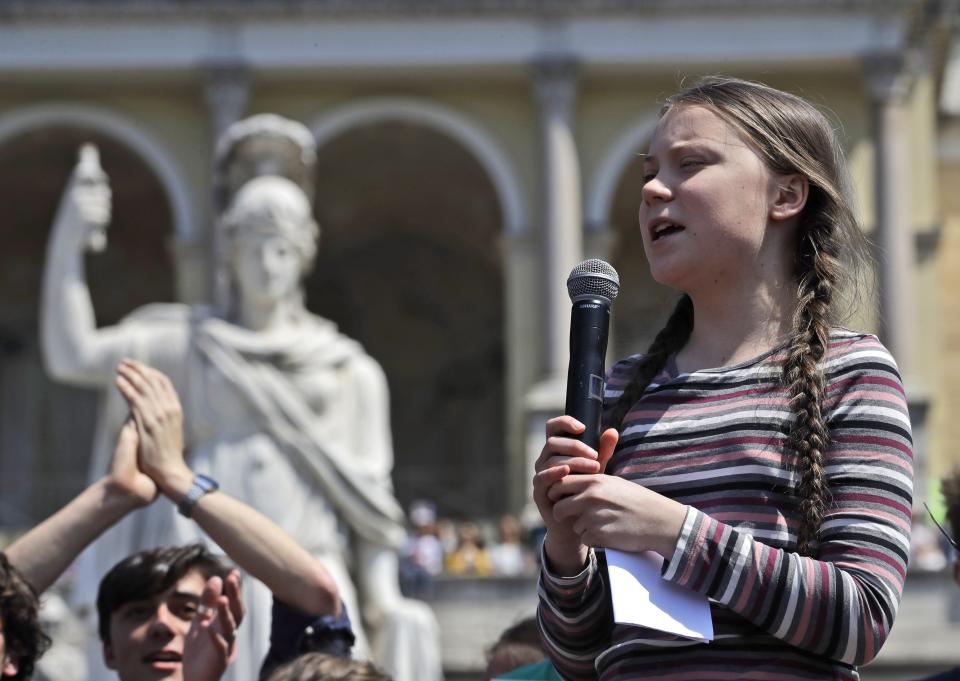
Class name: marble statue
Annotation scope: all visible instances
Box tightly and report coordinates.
[40,116,441,681]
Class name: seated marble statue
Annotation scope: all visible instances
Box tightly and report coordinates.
[40,127,440,681]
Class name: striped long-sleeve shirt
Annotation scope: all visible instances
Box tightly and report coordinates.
[537,331,913,681]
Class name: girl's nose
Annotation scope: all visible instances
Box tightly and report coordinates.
[641,173,673,205]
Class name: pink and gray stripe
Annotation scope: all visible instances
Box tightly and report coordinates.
[538,331,912,680]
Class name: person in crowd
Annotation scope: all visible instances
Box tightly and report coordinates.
[484,616,560,681]
[95,544,241,681]
[434,518,458,559]
[444,522,492,577]
[0,553,49,680]
[265,652,391,681]
[399,501,443,598]
[3,360,346,680]
[534,76,913,679]
[488,515,533,577]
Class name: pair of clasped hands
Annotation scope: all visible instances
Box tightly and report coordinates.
[532,417,688,576]
[113,359,243,681]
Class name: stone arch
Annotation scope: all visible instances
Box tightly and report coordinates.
[586,113,660,230]
[0,104,191,525]
[305,105,508,517]
[0,103,196,243]
[311,98,526,235]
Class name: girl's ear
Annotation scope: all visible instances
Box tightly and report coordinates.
[770,173,809,222]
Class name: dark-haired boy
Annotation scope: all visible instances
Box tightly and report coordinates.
[96,544,237,681]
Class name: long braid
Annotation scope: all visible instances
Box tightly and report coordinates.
[604,294,693,432]
[782,227,841,556]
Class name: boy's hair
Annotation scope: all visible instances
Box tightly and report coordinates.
[605,76,872,556]
[96,543,232,641]
[0,552,50,680]
[485,616,545,680]
[266,652,392,681]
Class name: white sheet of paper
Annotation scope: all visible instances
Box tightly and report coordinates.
[604,548,714,642]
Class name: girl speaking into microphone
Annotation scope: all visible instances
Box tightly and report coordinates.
[533,77,912,680]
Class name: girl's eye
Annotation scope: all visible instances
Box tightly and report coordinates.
[642,172,657,184]
[680,158,704,169]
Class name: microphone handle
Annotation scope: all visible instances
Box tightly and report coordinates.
[565,298,611,451]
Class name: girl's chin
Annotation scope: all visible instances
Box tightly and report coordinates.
[646,263,693,291]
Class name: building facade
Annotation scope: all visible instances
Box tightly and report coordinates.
[0,0,951,529]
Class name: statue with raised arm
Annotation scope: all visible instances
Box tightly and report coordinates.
[41,116,441,681]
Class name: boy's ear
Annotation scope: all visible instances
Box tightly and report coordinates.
[2,653,19,677]
[769,173,809,222]
[103,640,117,670]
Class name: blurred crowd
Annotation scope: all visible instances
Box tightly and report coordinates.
[399,501,539,598]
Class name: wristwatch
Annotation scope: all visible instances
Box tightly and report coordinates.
[177,474,219,518]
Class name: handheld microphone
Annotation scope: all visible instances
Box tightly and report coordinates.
[565,259,620,450]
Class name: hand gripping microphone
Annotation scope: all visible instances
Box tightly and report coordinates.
[565,259,620,450]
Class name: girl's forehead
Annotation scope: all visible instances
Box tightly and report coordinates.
[647,105,749,157]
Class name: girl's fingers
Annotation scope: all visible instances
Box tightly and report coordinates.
[545,436,599,459]
[553,493,590,523]
[545,415,586,438]
[546,473,600,502]
[535,437,598,473]
[533,465,570,493]
[541,455,601,476]
[597,428,620,473]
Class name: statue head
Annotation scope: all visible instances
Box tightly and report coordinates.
[219,175,319,312]
[214,114,317,212]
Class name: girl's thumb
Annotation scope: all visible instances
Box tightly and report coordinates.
[597,428,619,473]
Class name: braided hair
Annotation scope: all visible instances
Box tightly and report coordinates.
[607,77,869,556]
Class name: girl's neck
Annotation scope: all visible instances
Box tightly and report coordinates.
[676,276,797,374]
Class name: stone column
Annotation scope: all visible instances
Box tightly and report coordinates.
[534,56,584,380]
[864,51,916,384]
[521,57,584,521]
[204,62,250,158]
[865,51,931,503]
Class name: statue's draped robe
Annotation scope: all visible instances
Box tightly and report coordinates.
[74,304,415,681]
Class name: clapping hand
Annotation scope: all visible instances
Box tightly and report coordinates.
[182,571,245,681]
[104,418,158,509]
[115,359,193,500]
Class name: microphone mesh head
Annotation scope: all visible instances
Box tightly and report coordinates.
[567,259,620,302]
